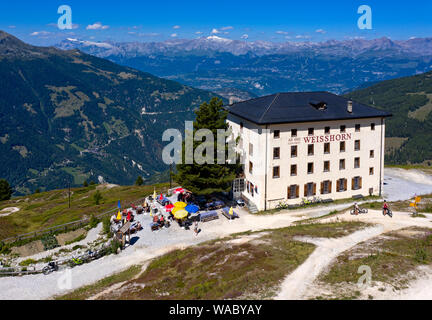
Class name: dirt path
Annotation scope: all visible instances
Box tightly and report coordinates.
[276,210,432,300]
[0,207,20,217]
[275,225,384,300]
[2,168,432,300]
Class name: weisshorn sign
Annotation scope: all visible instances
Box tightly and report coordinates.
[288,133,353,145]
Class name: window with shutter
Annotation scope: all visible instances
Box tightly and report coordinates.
[313,183,317,196]
[296,185,299,198]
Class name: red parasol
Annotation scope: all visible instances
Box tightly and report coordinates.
[165,204,174,212]
[175,188,185,194]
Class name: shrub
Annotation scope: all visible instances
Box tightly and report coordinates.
[110,238,122,255]
[83,180,88,187]
[93,191,103,205]
[0,241,10,255]
[41,234,59,251]
[414,248,427,263]
[88,214,99,229]
[19,259,37,266]
[102,215,111,235]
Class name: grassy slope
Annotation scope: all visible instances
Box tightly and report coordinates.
[57,221,369,300]
[0,182,170,239]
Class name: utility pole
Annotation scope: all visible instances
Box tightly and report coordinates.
[68,182,71,209]
[169,164,173,189]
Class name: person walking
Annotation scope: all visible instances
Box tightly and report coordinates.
[194,221,199,236]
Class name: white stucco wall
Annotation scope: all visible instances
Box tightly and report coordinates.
[227,114,386,211]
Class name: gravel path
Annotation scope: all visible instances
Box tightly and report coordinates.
[275,225,384,300]
[1,168,432,300]
[0,207,20,217]
[276,210,432,300]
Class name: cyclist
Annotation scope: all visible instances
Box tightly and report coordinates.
[353,202,360,215]
[383,200,389,216]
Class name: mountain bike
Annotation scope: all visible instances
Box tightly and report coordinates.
[42,261,58,275]
[350,208,368,215]
[68,256,84,267]
[383,208,393,218]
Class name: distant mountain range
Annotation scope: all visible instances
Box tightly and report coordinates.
[0,31,218,195]
[57,36,432,95]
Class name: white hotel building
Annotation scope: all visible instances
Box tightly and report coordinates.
[226,92,392,211]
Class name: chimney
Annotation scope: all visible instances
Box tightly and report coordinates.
[347,100,353,113]
[229,96,235,105]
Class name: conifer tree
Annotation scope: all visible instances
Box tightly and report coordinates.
[175,97,241,195]
[135,176,144,186]
[0,179,12,201]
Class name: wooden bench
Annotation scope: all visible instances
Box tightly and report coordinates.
[200,211,219,222]
[221,207,239,220]
[352,195,364,200]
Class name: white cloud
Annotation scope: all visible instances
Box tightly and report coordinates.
[86,22,109,30]
[173,25,181,29]
[211,28,220,34]
[315,29,326,34]
[241,34,249,40]
[171,33,178,37]
[295,34,311,39]
[276,30,289,35]
[139,32,160,37]
[30,31,51,36]
[221,26,233,31]
[8,25,16,29]
[195,31,203,35]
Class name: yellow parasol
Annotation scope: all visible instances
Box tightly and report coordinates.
[174,201,187,208]
[229,207,234,216]
[173,209,188,220]
[116,211,122,220]
[153,188,156,200]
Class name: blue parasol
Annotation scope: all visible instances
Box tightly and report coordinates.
[185,204,199,214]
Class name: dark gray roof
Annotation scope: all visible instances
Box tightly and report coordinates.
[225,92,392,125]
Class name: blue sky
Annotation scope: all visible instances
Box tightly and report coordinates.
[1,0,431,45]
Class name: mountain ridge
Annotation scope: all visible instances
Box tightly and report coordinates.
[56,35,432,96]
[0,31,218,195]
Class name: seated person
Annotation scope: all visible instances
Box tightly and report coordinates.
[153,215,159,223]
[159,215,165,225]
